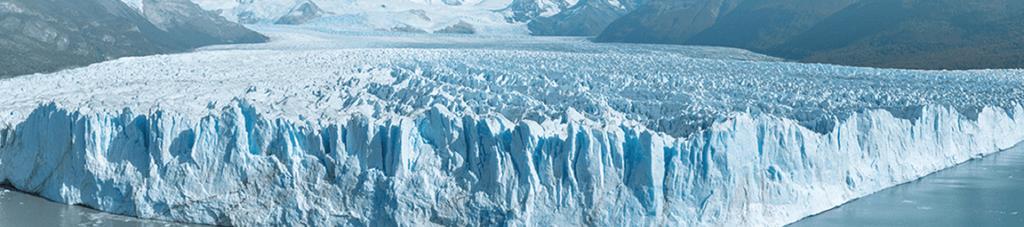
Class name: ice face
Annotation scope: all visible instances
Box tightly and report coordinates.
[0,27,1022,226]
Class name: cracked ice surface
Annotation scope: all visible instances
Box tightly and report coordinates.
[0,27,1023,226]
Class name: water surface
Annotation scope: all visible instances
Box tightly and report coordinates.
[792,143,1024,227]
[0,189,203,227]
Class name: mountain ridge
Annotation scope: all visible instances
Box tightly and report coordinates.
[0,0,266,77]
[596,0,1024,70]
[185,0,642,36]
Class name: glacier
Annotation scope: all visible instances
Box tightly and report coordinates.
[146,0,638,35]
[1,27,1024,226]
[161,0,586,34]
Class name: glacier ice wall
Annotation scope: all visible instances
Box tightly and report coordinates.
[2,30,1023,226]
[1,101,1021,226]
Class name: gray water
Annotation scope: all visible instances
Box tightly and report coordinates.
[791,143,1024,227]
[0,189,204,227]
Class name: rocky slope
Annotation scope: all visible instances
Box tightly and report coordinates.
[771,0,1024,69]
[0,0,265,77]
[597,0,1024,69]
[526,0,645,36]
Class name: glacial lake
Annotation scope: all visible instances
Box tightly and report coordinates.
[0,188,203,227]
[791,142,1024,227]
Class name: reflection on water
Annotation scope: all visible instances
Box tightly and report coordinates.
[791,143,1024,227]
[0,189,204,227]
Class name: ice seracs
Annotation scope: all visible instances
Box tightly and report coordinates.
[0,27,1023,226]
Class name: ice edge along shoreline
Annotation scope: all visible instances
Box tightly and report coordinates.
[0,102,1021,226]
[786,140,1024,226]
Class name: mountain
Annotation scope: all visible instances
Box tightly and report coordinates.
[597,0,1024,70]
[0,0,266,77]
[686,0,860,51]
[598,0,857,49]
[771,0,1024,69]
[272,1,324,25]
[594,0,744,43]
[527,0,644,36]
[136,0,268,47]
[191,0,523,34]
[185,0,639,36]
[0,0,168,77]
[593,0,856,47]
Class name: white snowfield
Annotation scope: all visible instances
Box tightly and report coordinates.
[1,27,1024,226]
[179,0,592,34]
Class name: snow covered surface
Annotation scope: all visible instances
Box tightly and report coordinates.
[176,0,588,34]
[124,0,633,35]
[1,26,1024,226]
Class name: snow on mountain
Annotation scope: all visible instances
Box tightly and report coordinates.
[168,0,512,33]
[1,27,1023,226]
[121,0,145,11]
[147,0,637,35]
[527,0,644,36]
[507,0,580,19]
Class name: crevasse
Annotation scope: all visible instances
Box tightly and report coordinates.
[0,101,1021,226]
